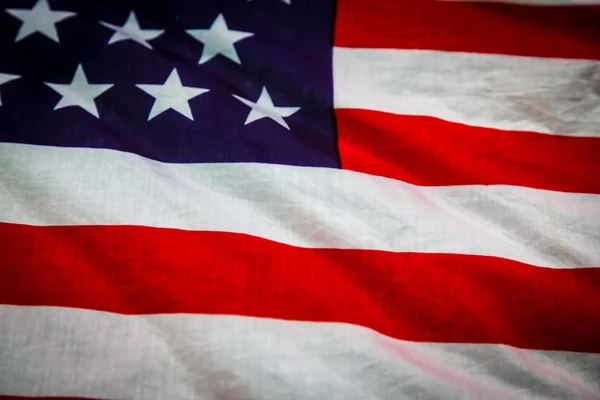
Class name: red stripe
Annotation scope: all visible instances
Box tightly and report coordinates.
[336,109,600,193]
[334,0,600,59]
[2,223,600,353]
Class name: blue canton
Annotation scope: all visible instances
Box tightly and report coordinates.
[0,0,339,167]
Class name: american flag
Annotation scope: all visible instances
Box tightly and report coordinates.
[0,0,599,398]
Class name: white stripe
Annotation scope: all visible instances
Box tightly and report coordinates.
[1,306,598,400]
[1,142,599,268]
[440,0,600,4]
[333,48,600,137]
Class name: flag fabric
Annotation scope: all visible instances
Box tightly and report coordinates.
[1,0,599,399]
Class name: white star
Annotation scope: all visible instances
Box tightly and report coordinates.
[0,73,20,106]
[136,69,209,121]
[233,87,300,130]
[186,14,253,65]
[44,65,114,118]
[5,0,75,43]
[99,11,164,50]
